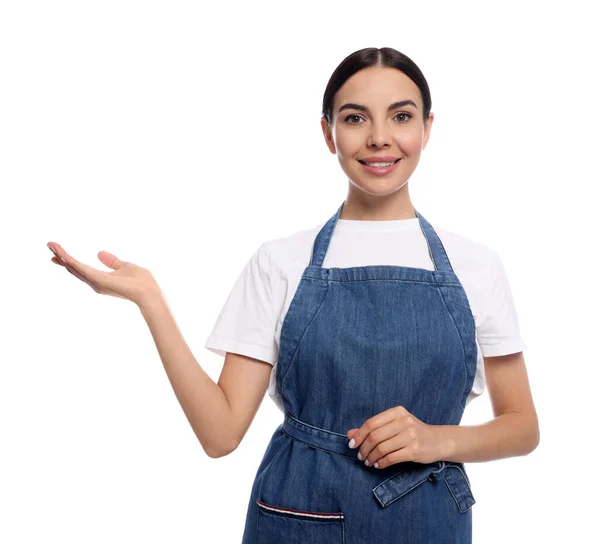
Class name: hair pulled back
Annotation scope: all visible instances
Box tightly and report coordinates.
[322,47,432,125]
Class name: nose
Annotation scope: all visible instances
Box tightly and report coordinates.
[367,121,393,148]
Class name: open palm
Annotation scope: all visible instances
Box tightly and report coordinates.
[47,242,159,305]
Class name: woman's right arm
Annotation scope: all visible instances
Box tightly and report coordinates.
[47,242,272,459]
[139,291,272,458]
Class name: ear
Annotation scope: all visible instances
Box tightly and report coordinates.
[321,117,336,154]
[422,112,434,150]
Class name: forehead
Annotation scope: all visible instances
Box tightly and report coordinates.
[333,66,422,110]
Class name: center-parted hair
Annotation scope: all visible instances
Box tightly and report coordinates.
[321,47,432,126]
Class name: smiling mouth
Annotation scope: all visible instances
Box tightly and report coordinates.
[357,158,402,165]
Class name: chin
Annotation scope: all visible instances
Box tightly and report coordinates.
[349,180,408,197]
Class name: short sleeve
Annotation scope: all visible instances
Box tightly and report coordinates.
[204,242,278,365]
[477,248,528,357]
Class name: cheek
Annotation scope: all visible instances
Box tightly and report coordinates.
[334,129,362,158]
[334,127,424,158]
[398,130,425,155]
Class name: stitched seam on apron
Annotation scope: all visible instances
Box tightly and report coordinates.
[451,290,477,411]
[372,462,428,490]
[433,284,469,413]
[254,432,294,540]
[285,410,348,437]
[280,426,357,460]
[256,499,345,520]
[325,278,460,286]
[443,466,476,513]
[279,279,332,387]
[448,463,473,492]
[375,477,430,508]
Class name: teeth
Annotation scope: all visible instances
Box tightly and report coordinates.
[364,161,395,167]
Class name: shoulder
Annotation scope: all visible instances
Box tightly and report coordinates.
[260,222,324,273]
[258,218,502,279]
[430,222,496,273]
[428,223,505,305]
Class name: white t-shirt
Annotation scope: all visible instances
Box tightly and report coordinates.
[205,217,528,413]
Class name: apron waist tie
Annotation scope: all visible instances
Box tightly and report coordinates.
[282,410,476,513]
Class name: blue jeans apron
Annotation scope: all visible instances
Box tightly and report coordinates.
[241,201,478,543]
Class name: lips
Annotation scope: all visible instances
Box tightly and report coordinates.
[358,158,402,165]
[358,158,403,176]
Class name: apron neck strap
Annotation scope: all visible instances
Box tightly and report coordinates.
[309,200,455,274]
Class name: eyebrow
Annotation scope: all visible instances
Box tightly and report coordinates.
[338,100,418,114]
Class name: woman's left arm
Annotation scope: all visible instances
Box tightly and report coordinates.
[436,351,540,463]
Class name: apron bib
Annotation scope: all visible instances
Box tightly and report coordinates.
[241,201,478,543]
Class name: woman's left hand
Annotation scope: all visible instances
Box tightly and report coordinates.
[346,405,444,469]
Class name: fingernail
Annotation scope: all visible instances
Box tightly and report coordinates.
[357,451,363,461]
[364,459,370,467]
[374,462,379,468]
[348,439,355,449]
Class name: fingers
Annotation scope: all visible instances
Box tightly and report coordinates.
[47,242,100,291]
[347,408,397,450]
[97,250,123,271]
[47,241,150,303]
[347,407,414,468]
[62,258,98,290]
[47,243,68,265]
[354,423,401,465]
[365,428,416,469]
[368,439,412,469]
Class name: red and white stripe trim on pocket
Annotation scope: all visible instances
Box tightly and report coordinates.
[256,499,345,521]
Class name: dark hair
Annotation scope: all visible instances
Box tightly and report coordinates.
[321,47,432,125]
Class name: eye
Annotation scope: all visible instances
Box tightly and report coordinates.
[343,112,413,125]
[344,114,363,125]
[394,112,413,123]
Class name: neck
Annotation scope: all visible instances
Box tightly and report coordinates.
[339,188,416,221]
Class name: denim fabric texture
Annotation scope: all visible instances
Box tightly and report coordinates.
[241,201,478,543]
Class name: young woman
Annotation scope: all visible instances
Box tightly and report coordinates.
[47,47,539,543]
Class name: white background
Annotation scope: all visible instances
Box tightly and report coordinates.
[2,1,598,542]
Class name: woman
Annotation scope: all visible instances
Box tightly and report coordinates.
[47,47,539,543]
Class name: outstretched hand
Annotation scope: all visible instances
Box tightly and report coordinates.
[47,242,160,306]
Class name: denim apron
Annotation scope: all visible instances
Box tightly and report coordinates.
[241,201,478,543]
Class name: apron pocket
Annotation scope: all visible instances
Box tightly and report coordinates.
[256,499,345,543]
